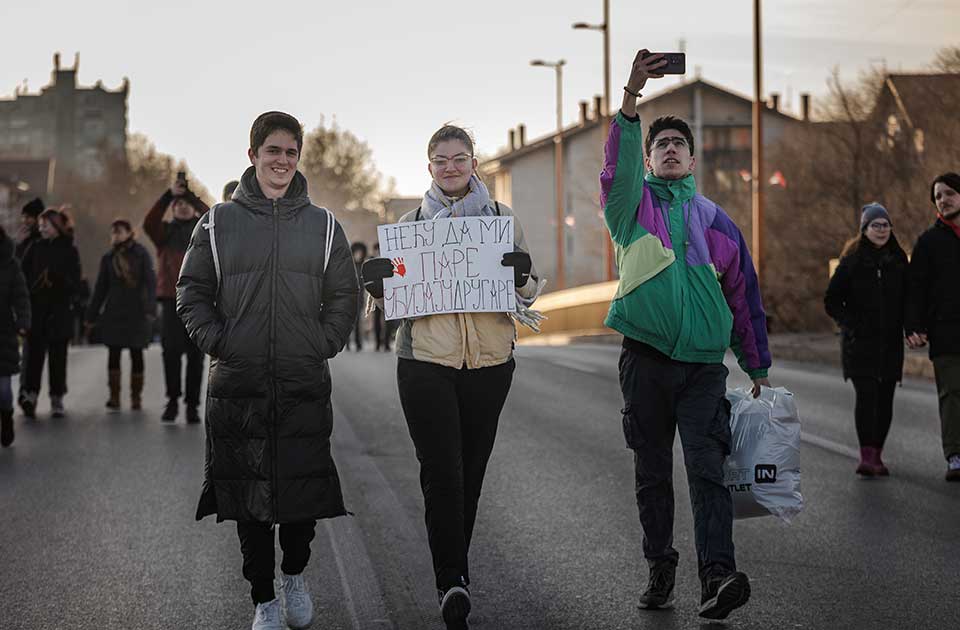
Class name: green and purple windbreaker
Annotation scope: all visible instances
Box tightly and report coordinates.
[600,112,770,378]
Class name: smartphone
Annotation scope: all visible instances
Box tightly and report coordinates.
[643,52,686,75]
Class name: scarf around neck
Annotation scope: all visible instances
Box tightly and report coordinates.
[420,174,494,220]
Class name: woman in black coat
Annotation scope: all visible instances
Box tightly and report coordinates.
[84,219,157,411]
[19,208,82,418]
[825,203,908,477]
[0,227,31,447]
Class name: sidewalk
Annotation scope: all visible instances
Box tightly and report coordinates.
[519,330,936,380]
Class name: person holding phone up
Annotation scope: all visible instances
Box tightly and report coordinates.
[143,172,209,423]
[602,50,773,619]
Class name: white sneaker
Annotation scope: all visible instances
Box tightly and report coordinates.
[946,454,960,482]
[281,572,314,629]
[251,598,284,630]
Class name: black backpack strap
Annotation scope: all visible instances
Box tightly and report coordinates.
[415,206,422,221]
[494,201,501,216]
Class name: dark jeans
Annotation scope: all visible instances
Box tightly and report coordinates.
[618,339,735,581]
[933,354,960,459]
[108,346,144,373]
[237,520,317,605]
[851,377,896,449]
[397,357,515,590]
[22,333,68,396]
[160,299,204,406]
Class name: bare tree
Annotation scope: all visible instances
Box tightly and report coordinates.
[300,117,384,211]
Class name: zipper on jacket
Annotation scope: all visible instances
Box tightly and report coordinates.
[270,199,280,524]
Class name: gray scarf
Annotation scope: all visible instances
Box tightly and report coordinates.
[420,175,495,219]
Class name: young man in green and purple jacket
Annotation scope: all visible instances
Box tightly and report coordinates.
[601,50,772,620]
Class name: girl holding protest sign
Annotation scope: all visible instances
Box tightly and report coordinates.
[362,124,542,630]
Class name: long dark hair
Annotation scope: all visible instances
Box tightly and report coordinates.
[840,231,903,260]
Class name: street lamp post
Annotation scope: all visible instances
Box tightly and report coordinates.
[752,0,764,287]
[531,59,567,290]
[573,0,614,282]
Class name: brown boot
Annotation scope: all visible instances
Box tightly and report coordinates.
[131,371,144,411]
[106,369,121,411]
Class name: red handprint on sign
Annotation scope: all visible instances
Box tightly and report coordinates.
[392,257,406,277]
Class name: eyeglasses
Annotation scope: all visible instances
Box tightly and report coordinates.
[868,221,891,230]
[429,154,474,170]
[653,136,688,150]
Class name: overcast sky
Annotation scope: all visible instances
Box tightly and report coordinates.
[1,0,956,199]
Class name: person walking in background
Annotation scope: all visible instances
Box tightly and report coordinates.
[371,243,392,351]
[143,173,209,423]
[825,203,907,477]
[906,172,960,482]
[84,219,157,412]
[178,111,358,630]
[361,124,540,630]
[350,242,368,351]
[0,226,31,447]
[601,50,772,620]
[222,179,239,203]
[15,198,44,262]
[19,208,82,419]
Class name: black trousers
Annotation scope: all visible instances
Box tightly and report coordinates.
[237,520,317,605]
[108,346,144,373]
[160,299,204,406]
[373,309,388,351]
[397,357,515,590]
[851,377,897,449]
[22,333,68,396]
[619,339,735,581]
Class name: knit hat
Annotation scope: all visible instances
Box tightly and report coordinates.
[21,197,44,218]
[860,203,891,233]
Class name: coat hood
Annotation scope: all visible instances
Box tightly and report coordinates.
[234,166,312,216]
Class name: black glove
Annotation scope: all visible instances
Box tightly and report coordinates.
[361,258,395,299]
[501,251,532,287]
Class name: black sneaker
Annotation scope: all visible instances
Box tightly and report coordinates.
[638,563,676,609]
[20,392,36,419]
[699,571,750,620]
[438,585,470,630]
[161,399,178,422]
[186,405,201,424]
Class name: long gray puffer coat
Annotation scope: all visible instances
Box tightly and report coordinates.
[177,166,359,524]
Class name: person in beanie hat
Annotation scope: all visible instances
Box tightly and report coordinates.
[143,175,210,423]
[906,172,960,481]
[16,198,44,262]
[0,225,30,446]
[19,208,82,418]
[825,202,908,476]
[84,219,157,412]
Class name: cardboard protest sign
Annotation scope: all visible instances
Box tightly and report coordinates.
[377,216,516,321]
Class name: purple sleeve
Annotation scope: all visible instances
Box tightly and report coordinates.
[708,210,771,375]
[600,112,646,245]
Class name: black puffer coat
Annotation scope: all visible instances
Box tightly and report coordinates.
[22,234,82,341]
[85,239,157,348]
[905,220,960,359]
[177,167,359,524]
[824,235,908,381]
[0,234,31,375]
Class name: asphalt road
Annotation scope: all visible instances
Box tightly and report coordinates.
[1,343,957,629]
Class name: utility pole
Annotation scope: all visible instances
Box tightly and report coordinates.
[574,0,614,282]
[752,0,764,285]
[531,59,567,289]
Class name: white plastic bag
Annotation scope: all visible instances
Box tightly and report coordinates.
[723,386,803,523]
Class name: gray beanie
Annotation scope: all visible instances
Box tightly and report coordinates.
[860,202,891,233]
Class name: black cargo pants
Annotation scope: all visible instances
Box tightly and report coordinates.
[618,338,735,581]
